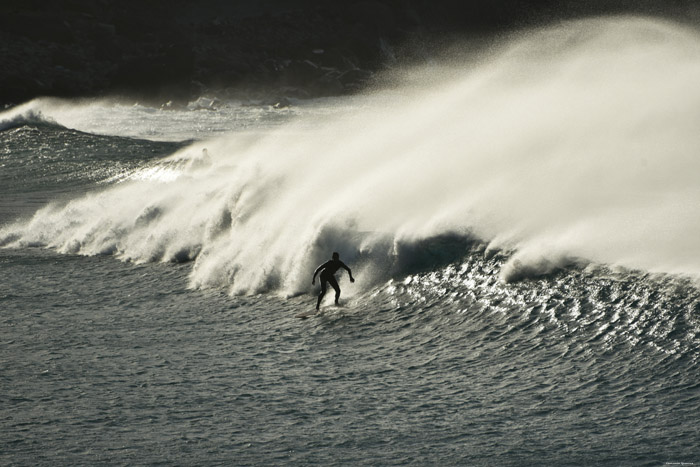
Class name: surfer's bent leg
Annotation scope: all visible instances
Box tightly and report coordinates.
[328,276,340,304]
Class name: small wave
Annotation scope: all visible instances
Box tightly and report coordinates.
[500,253,587,283]
[0,102,67,132]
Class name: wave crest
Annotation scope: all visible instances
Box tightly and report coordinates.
[4,17,700,292]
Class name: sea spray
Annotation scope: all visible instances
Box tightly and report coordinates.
[2,16,700,294]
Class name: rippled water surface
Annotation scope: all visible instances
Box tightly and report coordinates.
[2,246,699,466]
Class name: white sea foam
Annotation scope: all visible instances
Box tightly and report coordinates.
[3,16,700,292]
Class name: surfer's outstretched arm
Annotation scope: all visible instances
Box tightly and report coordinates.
[341,261,355,282]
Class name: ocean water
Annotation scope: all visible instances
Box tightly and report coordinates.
[2,16,700,466]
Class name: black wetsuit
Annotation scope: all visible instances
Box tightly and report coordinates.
[314,259,352,309]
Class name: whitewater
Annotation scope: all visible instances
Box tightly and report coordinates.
[2,17,699,466]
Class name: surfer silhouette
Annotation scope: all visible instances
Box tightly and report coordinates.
[312,252,355,310]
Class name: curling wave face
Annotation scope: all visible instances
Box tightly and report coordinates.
[2,16,700,295]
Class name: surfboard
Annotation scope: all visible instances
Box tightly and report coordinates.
[295,310,318,319]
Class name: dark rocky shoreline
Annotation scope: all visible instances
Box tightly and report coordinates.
[2,0,698,107]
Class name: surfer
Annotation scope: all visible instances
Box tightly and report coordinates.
[312,252,355,310]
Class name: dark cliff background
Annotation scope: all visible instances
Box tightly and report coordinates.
[1,0,698,106]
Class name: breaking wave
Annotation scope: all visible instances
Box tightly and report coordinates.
[0,100,67,132]
[3,16,700,295]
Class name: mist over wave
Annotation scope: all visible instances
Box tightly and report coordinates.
[3,16,700,294]
[0,95,305,142]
